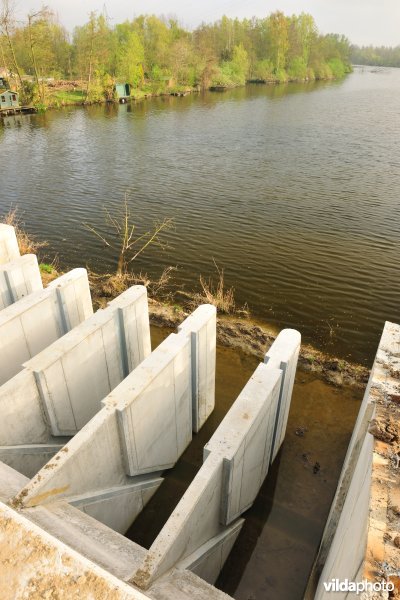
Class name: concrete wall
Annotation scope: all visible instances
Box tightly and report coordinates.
[132,330,299,590]
[28,286,150,437]
[314,433,373,600]
[0,287,151,477]
[0,224,20,265]
[204,363,282,525]
[0,254,43,310]
[0,269,92,385]
[264,328,301,461]
[178,304,216,432]
[10,308,217,532]
[116,333,192,476]
[309,321,400,599]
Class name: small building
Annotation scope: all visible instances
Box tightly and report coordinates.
[0,90,19,110]
[114,83,131,102]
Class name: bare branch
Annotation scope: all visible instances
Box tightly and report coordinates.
[82,223,114,248]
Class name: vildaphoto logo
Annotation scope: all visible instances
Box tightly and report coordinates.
[323,579,394,594]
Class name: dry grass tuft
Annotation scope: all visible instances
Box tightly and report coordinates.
[3,208,48,255]
[193,262,237,314]
[88,266,176,309]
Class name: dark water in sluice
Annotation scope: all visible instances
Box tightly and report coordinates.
[126,327,362,600]
[1,67,400,364]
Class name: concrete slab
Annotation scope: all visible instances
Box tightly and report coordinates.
[115,332,192,476]
[178,304,216,432]
[25,286,150,436]
[132,452,226,589]
[0,501,150,600]
[148,569,234,600]
[0,269,93,384]
[12,401,164,533]
[0,224,20,265]
[0,254,42,310]
[109,286,151,372]
[178,519,244,585]
[264,328,301,461]
[204,363,282,525]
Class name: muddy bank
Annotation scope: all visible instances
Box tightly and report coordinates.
[41,268,369,389]
[146,299,369,389]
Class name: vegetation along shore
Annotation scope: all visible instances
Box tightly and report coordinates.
[0,7,354,110]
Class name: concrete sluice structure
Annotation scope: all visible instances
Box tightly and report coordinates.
[0,225,303,599]
[308,321,400,599]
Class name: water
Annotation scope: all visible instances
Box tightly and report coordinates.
[1,67,399,364]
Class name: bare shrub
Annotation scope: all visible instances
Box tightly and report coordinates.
[83,195,174,275]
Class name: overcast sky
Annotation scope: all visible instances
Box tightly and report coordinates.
[16,0,400,46]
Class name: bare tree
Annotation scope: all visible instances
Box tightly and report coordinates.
[84,195,174,276]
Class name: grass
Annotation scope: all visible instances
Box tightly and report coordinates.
[39,263,55,274]
[193,262,237,315]
[48,89,85,106]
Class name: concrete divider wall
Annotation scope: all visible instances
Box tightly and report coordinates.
[27,286,150,437]
[11,307,217,532]
[204,363,282,525]
[132,452,228,590]
[0,287,151,477]
[178,304,217,432]
[115,333,192,476]
[132,335,297,589]
[0,269,93,385]
[264,328,301,461]
[314,432,373,600]
[307,320,400,598]
[0,224,20,265]
[0,254,43,310]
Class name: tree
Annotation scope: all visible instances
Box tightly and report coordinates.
[0,0,23,87]
[27,7,54,104]
[84,196,174,276]
[266,11,289,72]
[115,25,144,87]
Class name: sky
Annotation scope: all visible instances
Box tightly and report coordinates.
[15,0,400,47]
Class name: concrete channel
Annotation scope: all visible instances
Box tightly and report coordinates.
[0,224,398,599]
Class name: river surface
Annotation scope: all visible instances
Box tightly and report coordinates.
[1,66,399,364]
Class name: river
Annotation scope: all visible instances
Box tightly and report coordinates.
[1,66,399,364]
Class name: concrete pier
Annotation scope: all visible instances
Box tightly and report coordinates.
[0,269,92,384]
[0,224,20,265]
[0,254,43,309]
[131,330,300,589]
[0,286,151,477]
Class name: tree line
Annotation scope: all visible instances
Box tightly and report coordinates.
[0,2,352,105]
[350,45,400,68]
